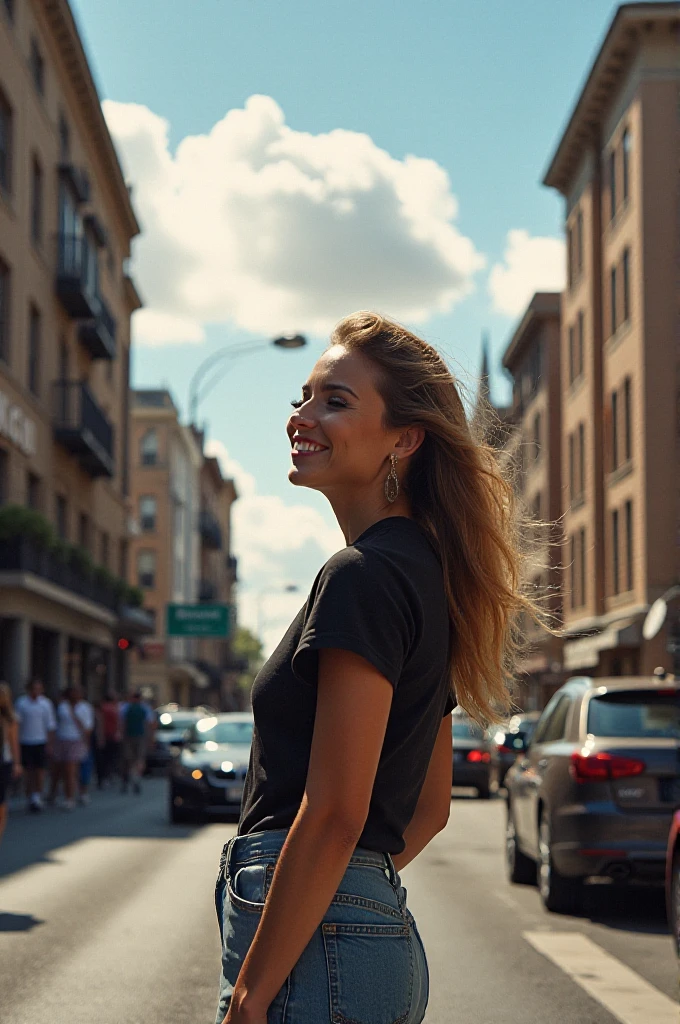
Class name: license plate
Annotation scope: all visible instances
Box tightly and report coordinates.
[226,786,243,803]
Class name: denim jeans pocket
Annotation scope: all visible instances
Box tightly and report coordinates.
[322,921,413,1024]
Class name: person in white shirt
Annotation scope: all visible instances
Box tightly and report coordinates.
[15,679,56,812]
[48,686,94,811]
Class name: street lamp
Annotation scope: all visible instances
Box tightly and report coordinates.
[188,335,307,425]
[256,583,299,641]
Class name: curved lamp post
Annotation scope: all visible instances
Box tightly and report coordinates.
[188,334,307,425]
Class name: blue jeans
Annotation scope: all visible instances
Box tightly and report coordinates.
[214,828,429,1024]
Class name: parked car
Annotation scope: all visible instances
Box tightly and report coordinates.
[488,712,542,787]
[169,712,254,823]
[146,706,207,771]
[666,808,680,957]
[505,675,679,914]
[452,712,494,798]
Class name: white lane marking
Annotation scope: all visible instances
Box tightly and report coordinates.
[523,930,678,1024]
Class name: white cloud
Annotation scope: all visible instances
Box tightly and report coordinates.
[104,96,485,344]
[488,229,565,317]
[204,438,344,653]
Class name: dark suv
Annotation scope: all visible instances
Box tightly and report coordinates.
[505,675,679,913]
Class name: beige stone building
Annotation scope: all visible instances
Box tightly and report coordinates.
[501,294,565,708]
[542,3,679,676]
[128,393,238,708]
[0,0,148,698]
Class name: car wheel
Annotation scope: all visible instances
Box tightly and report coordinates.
[671,851,680,958]
[477,781,491,799]
[506,806,536,885]
[538,810,582,914]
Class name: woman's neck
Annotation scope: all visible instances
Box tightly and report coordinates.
[327,492,413,545]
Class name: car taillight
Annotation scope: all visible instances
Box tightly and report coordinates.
[569,751,646,782]
[467,750,491,763]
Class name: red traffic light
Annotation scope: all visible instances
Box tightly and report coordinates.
[117,638,131,650]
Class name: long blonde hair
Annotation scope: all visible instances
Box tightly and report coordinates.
[331,312,549,726]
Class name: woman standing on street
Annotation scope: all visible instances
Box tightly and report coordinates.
[215,313,541,1024]
[0,683,22,847]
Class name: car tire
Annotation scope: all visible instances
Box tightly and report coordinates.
[506,806,536,885]
[538,810,582,914]
[477,781,491,799]
[671,850,680,958]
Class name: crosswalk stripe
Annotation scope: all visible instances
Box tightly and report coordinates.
[523,930,678,1024]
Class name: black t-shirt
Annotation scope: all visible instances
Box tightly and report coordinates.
[238,516,455,854]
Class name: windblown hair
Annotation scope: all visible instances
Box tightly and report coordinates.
[331,312,551,726]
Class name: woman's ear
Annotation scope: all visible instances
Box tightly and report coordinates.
[394,426,426,460]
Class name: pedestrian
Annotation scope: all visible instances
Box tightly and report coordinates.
[0,682,22,847]
[96,692,122,788]
[120,691,152,794]
[48,686,94,810]
[15,678,56,813]
[76,690,96,806]
[214,312,544,1024]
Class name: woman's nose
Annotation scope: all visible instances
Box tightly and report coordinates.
[289,408,317,428]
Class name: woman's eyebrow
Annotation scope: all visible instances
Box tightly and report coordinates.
[321,382,359,399]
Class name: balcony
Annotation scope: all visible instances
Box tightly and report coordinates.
[0,538,119,611]
[199,508,222,549]
[53,380,115,478]
[56,232,99,319]
[79,296,116,360]
[199,579,217,603]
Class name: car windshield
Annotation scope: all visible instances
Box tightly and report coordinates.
[452,720,484,740]
[588,691,679,739]
[193,718,254,746]
[157,714,198,731]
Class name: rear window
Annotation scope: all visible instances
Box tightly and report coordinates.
[453,720,484,740]
[587,691,679,739]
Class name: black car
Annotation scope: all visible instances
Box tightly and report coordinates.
[505,675,679,913]
[169,712,254,823]
[488,712,542,788]
[452,713,494,799]
[146,707,206,771]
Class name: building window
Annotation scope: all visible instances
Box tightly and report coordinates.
[0,88,12,195]
[140,428,158,466]
[0,448,7,505]
[568,432,575,501]
[79,512,90,551]
[623,377,632,462]
[577,310,584,379]
[612,508,620,595]
[577,422,585,499]
[622,128,631,202]
[532,491,542,521]
[139,495,157,532]
[569,534,576,610]
[610,265,617,336]
[611,389,619,471]
[30,38,45,96]
[137,550,156,589]
[27,472,41,510]
[0,259,9,362]
[30,156,43,246]
[55,494,67,540]
[609,149,616,221]
[58,113,70,162]
[28,304,40,395]
[624,500,633,592]
[622,248,630,323]
[567,225,573,289]
[570,530,586,610]
[568,325,574,385]
[100,531,109,569]
[576,209,583,274]
[579,527,586,606]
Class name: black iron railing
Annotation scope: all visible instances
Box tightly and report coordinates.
[52,380,115,478]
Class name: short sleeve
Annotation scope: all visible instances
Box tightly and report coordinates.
[292,548,416,690]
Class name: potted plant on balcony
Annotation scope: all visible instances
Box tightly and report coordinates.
[0,505,56,572]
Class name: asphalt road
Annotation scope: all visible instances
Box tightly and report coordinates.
[0,780,676,1023]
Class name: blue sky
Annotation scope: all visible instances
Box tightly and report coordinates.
[71,0,619,647]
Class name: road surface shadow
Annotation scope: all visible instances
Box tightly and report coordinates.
[579,884,669,934]
[0,911,44,932]
[0,778,237,882]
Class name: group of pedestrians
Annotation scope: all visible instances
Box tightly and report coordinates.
[0,679,157,849]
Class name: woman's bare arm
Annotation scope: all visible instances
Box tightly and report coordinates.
[224,647,394,1023]
[391,713,452,872]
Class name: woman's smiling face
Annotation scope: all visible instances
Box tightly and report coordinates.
[287,346,397,497]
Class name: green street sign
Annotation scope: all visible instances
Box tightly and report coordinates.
[166,603,233,638]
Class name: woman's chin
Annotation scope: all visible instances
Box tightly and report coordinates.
[288,464,321,489]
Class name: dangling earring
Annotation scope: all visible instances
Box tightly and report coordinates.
[384,454,399,503]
